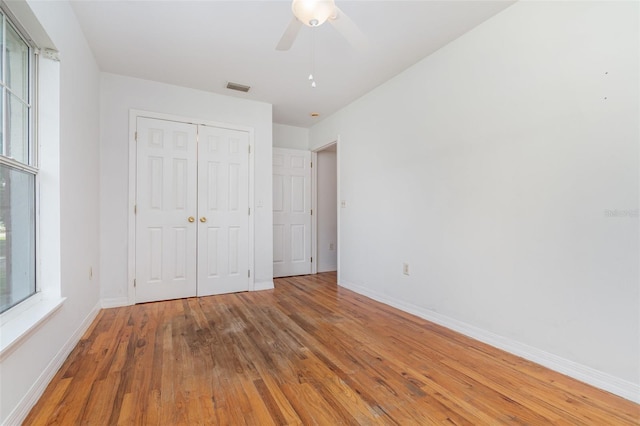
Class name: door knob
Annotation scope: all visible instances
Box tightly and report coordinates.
[200,217,207,223]
[188,216,195,223]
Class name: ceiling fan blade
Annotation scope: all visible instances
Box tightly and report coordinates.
[328,6,367,50]
[276,17,303,51]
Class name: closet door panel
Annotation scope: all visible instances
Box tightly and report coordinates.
[197,126,250,296]
[135,117,198,303]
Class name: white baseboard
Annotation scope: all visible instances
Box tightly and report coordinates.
[101,297,130,309]
[253,280,275,291]
[339,280,640,404]
[3,301,102,426]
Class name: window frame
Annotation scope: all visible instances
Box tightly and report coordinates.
[0,4,39,316]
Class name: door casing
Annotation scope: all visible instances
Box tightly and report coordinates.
[127,110,255,305]
[311,137,341,282]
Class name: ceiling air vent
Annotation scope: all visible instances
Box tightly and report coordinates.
[226,82,251,93]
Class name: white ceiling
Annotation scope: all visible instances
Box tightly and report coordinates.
[70,1,514,128]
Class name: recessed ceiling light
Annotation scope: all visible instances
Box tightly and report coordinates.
[310,112,320,117]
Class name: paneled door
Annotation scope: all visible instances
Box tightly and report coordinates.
[197,125,250,296]
[135,117,250,303]
[273,148,312,277]
[135,117,198,303]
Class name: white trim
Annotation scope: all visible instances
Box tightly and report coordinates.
[0,295,64,359]
[311,150,318,275]
[37,51,61,301]
[336,136,341,284]
[247,130,255,291]
[339,279,640,404]
[1,301,102,426]
[0,0,56,51]
[0,155,38,174]
[311,138,340,280]
[128,109,256,303]
[101,297,130,309]
[127,109,137,305]
[253,280,275,291]
[0,291,42,326]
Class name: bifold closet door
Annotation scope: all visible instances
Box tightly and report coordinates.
[135,118,250,303]
[197,125,250,296]
[135,118,198,303]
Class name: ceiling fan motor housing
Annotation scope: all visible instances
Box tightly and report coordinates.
[292,0,336,27]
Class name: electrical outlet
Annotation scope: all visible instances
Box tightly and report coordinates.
[402,263,409,276]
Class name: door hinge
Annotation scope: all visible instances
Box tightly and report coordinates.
[248,269,251,278]
[134,278,136,287]
[134,204,137,214]
[310,209,313,215]
[310,161,313,168]
[249,145,251,154]
[135,131,138,141]
[310,257,313,263]
[248,207,251,215]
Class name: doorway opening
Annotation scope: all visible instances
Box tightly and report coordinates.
[312,141,338,277]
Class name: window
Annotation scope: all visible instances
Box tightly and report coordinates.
[0,9,36,314]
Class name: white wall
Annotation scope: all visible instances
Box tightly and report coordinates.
[1,1,101,423]
[310,1,639,399]
[273,123,309,150]
[99,73,273,303]
[317,150,337,272]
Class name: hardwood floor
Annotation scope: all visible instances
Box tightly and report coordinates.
[25,272,639,425]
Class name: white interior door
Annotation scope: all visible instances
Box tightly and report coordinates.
[197,125,250,296]
[135,117,198,303]
[135,117,251,303]
[273,148,312,277]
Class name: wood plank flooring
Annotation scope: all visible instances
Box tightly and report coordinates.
[25,272,639,425]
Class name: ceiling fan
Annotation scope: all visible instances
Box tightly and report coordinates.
[276,0,366,51]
